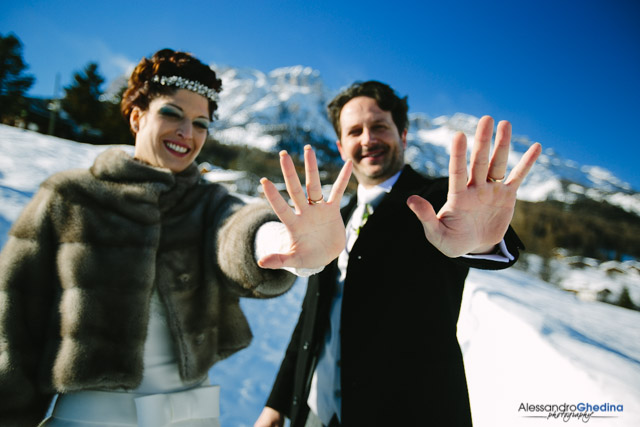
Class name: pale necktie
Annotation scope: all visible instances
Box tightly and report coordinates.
[345,202,372,254]
[356,203,372,235]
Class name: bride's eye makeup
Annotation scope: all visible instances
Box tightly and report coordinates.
[158,104,208,130]
[158,105,183,119]
[193,119,210,130]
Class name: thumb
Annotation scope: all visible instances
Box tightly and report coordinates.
[406,195,439,236]
[258,252,293,270]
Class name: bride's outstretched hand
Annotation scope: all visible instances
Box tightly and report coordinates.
[259,145,353,270]
[406,116,542,258]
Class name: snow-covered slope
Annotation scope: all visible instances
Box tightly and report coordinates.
[458,268,640,426]
[1,125,639,426]
[0,125,119,248]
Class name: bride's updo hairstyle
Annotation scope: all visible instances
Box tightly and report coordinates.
[121,48,222,123]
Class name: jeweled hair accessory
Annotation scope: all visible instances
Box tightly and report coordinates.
[151,75,219,102]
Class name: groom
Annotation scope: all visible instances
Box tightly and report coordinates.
[256,80,541,427]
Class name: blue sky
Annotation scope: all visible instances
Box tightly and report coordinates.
[2,0,639,190]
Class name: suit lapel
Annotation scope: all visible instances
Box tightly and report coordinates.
[340,193,358,222]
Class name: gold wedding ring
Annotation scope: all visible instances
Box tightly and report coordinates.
[307,196,324,205]
[487,176,505,183]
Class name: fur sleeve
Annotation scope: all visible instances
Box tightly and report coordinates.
[0,187,58,425]
[216,201,295,298]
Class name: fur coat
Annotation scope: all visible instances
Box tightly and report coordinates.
[0,148,295,425]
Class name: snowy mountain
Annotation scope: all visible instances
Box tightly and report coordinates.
[209,64,640,216]
[211,65,338,161]
[1,124,639,426]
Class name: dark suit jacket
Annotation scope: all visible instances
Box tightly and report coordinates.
[266,165,524,426]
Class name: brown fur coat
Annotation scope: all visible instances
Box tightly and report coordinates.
[0,148,295,425]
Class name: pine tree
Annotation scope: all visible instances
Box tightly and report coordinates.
[0,33,35,123]
[616,286,636,311]
[101,84,134,145]
[61,62,105,133]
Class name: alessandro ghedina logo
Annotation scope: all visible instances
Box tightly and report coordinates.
[518,402,624,422]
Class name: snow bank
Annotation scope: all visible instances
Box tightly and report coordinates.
[459,268,640,426]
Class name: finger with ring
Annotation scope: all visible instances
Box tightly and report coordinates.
[487,176,505,183]
[307,195,324,205]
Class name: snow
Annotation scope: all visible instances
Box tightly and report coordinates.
[459,268,640,426]
[0,125,125,247]
[2,124,640,426]
[210,64,336,152]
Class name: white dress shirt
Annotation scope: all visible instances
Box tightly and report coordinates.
[307,171,400,424]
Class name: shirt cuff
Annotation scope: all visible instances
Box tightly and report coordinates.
[254,221,325,277]
[461,239,514,263]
